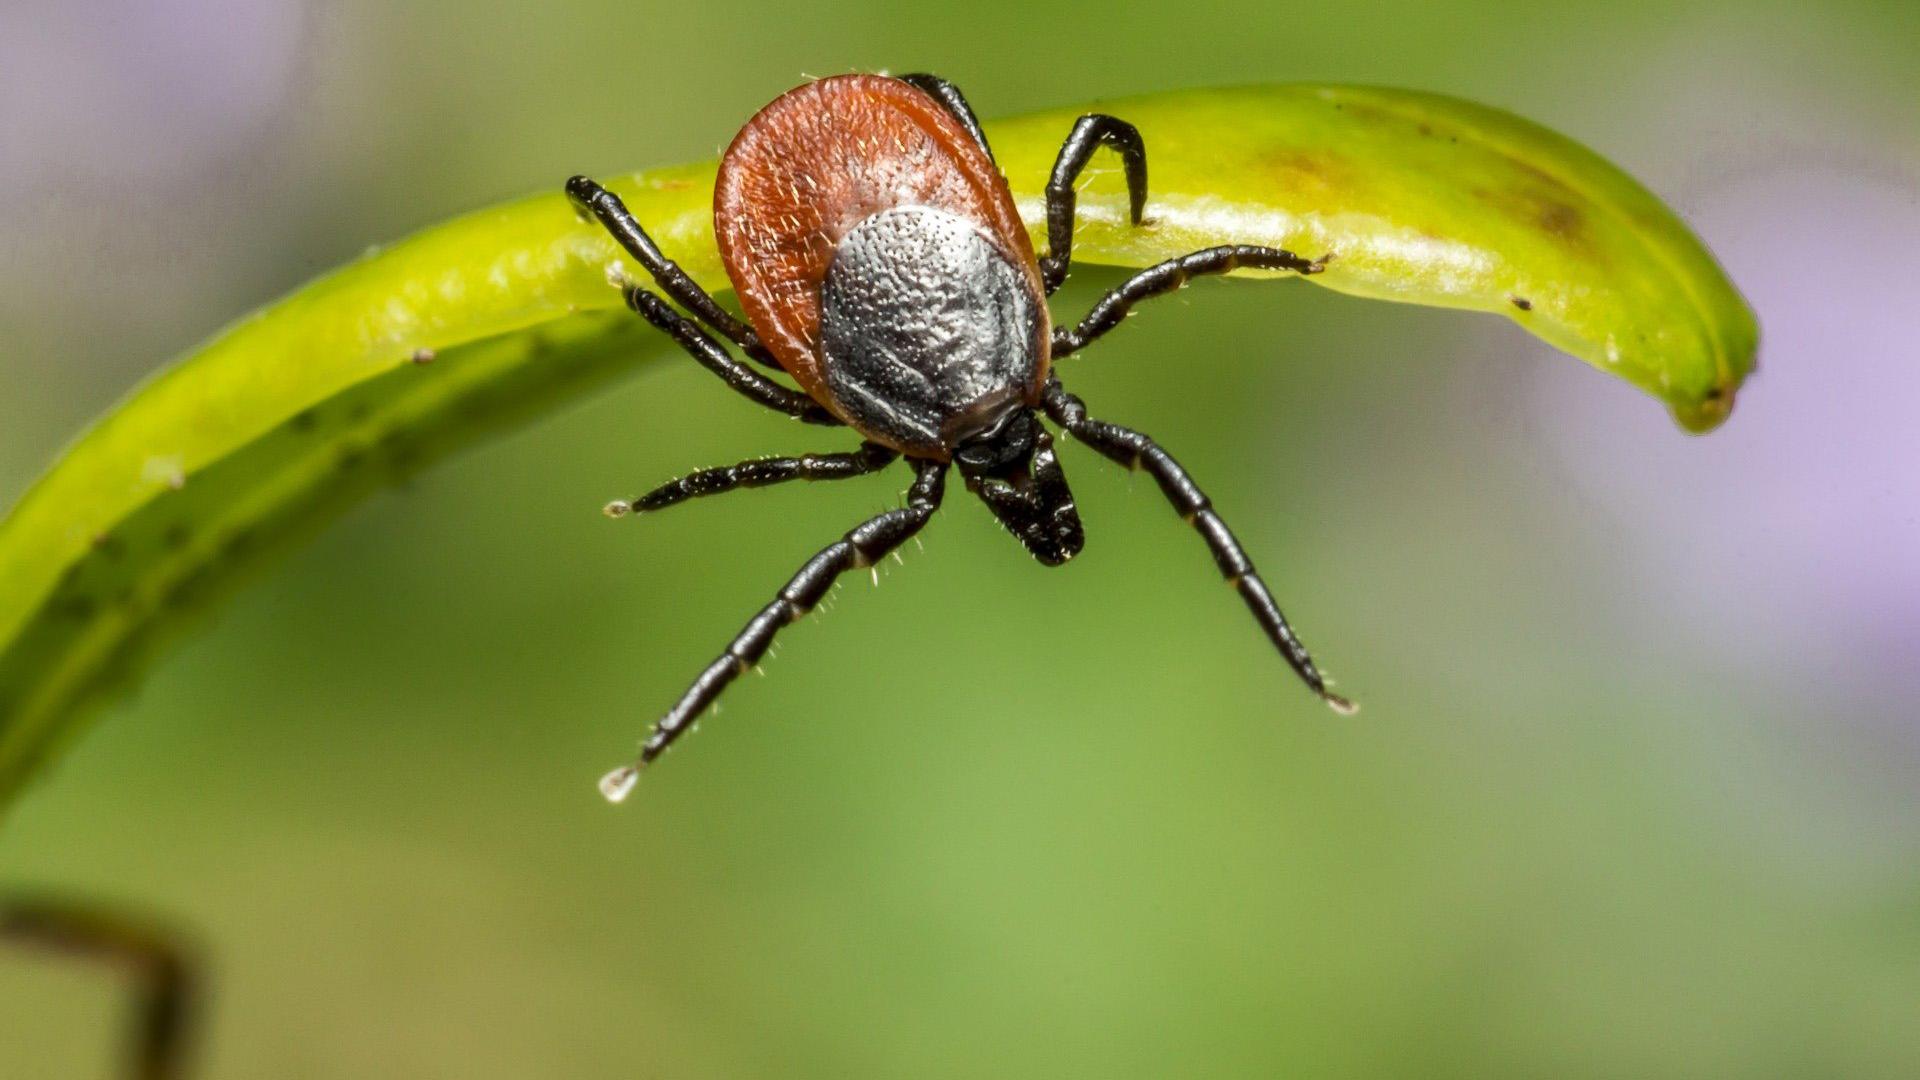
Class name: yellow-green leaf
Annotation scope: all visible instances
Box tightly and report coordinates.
[0,83,1757,810]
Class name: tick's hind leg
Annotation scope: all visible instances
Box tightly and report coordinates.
[607,442,898,517]
[1040,114,1149,294]
[565,174,779,368]
[898,73,996,163]
[599,458,949,801]
[1052,245,1329,358]
[1041,379,1353,713]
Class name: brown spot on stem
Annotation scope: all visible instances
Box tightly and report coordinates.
[1261,150,1350,198]
[1475,185,1592,252]
[1536,200,1583,240]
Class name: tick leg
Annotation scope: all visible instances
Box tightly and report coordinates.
[607,441,899,517]
[1040,114,1149,295]
[3,897,197,1080]
[897,73,996,164]
[565,174,779,368]
[599,458,949,799]
[623,285,838,425]
[1041,379,1353,713]
[1052,245,1328,359]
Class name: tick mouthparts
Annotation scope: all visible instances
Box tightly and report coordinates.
[598,764,641,804]
[1324,693,1359,717]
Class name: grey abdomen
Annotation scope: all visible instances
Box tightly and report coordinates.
[819,206,1043,452]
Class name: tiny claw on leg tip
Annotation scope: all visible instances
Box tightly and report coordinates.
[599,765,640,803]
[1325,693,1359,717]
[603,500,632,519]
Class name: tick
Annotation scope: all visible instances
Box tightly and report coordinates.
[569,73,1350,802]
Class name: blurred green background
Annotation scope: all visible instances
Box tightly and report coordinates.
[4,0,1918,1076]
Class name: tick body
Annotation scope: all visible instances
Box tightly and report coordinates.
[568,73,1347,802]
[717,76,1050,457]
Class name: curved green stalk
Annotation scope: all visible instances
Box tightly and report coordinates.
[0,83,1757,810]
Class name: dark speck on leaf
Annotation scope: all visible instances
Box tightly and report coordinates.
[165,566,213,610]
[222,529,256,559]
[379,429,423,473]
[1511,296,1533,311]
